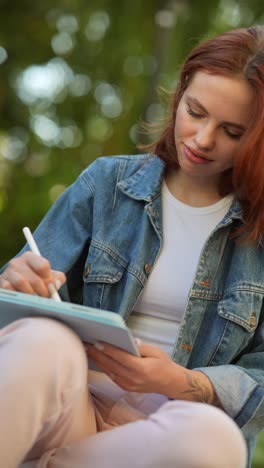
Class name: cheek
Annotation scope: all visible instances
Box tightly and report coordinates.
[175,107,195,141]
[174,108,187,139]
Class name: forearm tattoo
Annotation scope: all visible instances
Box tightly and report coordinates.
[180,371,223,408]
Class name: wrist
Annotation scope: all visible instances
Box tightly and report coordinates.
[163,365,222,408]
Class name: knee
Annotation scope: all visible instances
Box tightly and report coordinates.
[4,317,88,390]
[189,403,247,468]
[153,401,247,468]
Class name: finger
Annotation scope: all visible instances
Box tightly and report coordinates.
[3,253,63,297]
[136,341,167,358]
[2,270,36,295]
[0,278,16,291]
[24,252,53,280]
[8,253,53,287]
[86,344,136,378]
[85,344,151,392]
[3,266,51,297]
[51,270,67,290]
[21,254,63,296]
[93,342,140,369]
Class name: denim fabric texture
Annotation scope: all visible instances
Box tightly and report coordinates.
[7,154,264,466]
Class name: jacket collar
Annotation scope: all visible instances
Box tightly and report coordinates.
[118,153,244,222]
[221,198,244,224]
[118,155,165,202]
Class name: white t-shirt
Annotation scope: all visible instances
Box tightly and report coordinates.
[127,181,234,355]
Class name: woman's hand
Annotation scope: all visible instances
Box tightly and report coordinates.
[0,251,66,297]
[85,340,221,407]
[86,340,178,395]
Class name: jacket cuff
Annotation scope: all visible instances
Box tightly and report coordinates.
[195,364,263,434]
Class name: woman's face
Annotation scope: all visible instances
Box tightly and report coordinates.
[174,71,254,184]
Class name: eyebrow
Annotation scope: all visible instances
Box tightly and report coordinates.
[186,95,247,131]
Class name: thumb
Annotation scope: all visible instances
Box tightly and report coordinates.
[134,338,164,358]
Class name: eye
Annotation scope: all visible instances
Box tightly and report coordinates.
[223,127,243,140]
[186,104,203,119]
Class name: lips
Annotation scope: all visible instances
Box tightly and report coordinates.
[183,144,213,164]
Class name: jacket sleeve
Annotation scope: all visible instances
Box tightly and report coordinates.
[196,304,264,439]
[1,161,98,303]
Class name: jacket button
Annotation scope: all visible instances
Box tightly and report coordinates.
[200,280,211,287]
[84,263,92,277]
[144,263,152,274]
[181,343,192,352]
[249,313,257,329]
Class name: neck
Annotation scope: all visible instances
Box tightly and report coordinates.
[165,169,222,207]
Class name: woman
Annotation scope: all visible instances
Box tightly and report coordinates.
[1,25,264,468]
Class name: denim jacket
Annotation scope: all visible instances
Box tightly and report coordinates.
[8,154,264,466]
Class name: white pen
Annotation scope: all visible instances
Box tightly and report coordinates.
[22,226,62,302]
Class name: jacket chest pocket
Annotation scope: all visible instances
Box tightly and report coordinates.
[209,288,263,365]
[82,244,127,311]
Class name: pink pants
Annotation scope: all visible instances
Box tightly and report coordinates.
[0,317,247,468]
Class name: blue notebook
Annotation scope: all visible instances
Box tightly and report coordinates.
[0,288,139,356]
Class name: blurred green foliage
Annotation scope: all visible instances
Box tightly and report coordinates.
[1,0,264,263]
[254,432,264,467]
[0,1,264,464]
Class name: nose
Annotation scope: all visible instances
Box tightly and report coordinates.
[194,123,216,151]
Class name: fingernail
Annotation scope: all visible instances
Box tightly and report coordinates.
[134,338,141,346]
[55,279,62,290]
[94,342,104,351]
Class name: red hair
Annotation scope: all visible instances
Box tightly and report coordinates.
[145,26,264,244]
